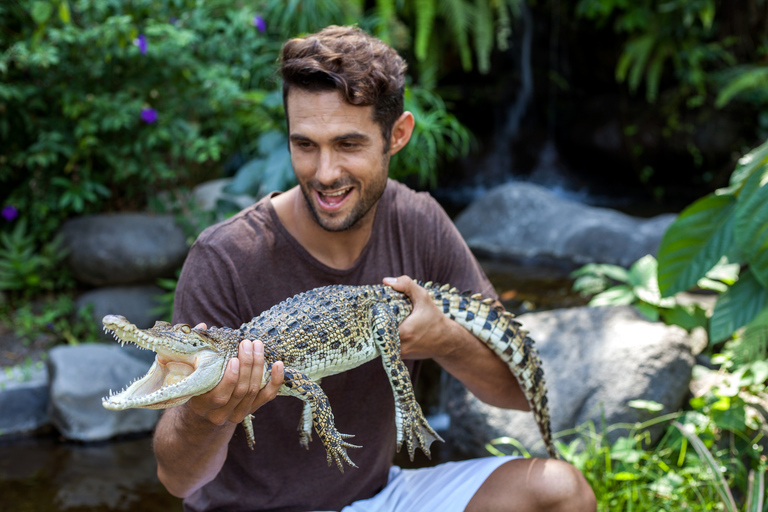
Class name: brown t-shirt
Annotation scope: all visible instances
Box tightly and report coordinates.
[173,179,496,512]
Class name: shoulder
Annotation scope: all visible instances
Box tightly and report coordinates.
[193,195,277,256]
[384,179,447,221]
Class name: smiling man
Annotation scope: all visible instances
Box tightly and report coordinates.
[153,25,595,512]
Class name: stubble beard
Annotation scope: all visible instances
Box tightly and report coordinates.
[300,154,390,233]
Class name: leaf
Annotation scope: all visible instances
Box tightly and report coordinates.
[729,137,768,188]
[672,421,738,512]
[589,285,636,306]
[628,399,664,412]
[30,1,54,25]
[657,193,737,297]
[710,270,768,342]
[734,165,768,288]
[660,303,707,332]
[58,1,71,24]
[745,464,765,512]
[570,263,629,283]
[716,66,768,108]
[413,0,436,62]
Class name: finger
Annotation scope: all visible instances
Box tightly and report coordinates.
[230,340,266,421]
[249,361,284,413]
[230,340,255,404]
[194,322,207,329]
[383,275,417,293]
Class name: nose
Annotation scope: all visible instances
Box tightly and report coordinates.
[315,148,342,186]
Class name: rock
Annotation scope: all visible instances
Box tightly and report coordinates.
[60,214,188,287]
[77,285,166,354]
[193,178,256,213]
[0,362,49,436]
[447,306,695,458]
[454,182,676,271]
[47,345,160,441]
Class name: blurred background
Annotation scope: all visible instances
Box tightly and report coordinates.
[2,1,768,510]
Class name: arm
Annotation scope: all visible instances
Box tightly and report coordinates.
[154,337,285,498]
[383,275,529,411]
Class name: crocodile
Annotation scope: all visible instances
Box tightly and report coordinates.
[102,282,558,470]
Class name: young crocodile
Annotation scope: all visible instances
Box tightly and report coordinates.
[102,282,558,470]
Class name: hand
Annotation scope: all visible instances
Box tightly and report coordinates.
[382,275,458,360]
[184,323,285,426]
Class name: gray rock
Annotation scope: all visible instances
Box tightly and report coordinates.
[454,182,676,270]
[60,214,188,286]
[77,285,165,353]
[0,363,49,435]
[447,306,694,458]
[47,345,160,441]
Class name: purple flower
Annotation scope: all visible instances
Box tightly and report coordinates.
[169,16,178,25]
[253,15,266,32]
[134,34,147,54]
[1,205,18,222]
[140,108,158,124]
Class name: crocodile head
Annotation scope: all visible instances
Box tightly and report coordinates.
[101,315,242,411]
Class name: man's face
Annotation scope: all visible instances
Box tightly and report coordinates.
[286,89,390,232]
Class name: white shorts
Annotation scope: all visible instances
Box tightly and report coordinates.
[313,456,519,512]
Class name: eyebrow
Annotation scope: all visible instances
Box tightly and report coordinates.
[289,133,371,144]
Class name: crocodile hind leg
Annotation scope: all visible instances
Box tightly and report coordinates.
[370,303,444,460]
[281,367,361,472]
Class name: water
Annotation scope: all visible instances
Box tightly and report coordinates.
[0,434,182,512]
[0,262,582,511]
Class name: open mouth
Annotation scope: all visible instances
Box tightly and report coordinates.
[315,187,353,211]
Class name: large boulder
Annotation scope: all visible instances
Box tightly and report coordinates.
[77,285,165,350]
[454,182,675,270]
[447,306,695,458]
[47,345,160,441]
[0,363,49,436]
[59,213,188,287]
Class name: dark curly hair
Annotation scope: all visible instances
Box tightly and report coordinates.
[280,25,407,151]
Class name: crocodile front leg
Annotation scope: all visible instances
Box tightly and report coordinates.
[281,367,361,472]
[370,303,444,460]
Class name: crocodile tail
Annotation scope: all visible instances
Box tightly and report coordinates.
[421,282,560,459]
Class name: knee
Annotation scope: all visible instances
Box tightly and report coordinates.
[535,460,596,512]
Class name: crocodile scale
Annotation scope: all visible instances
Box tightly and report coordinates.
[102,282,558,471]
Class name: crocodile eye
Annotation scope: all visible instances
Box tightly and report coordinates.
[179,324,191,334]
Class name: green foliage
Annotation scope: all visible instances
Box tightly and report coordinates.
[1,0,284,247]
[571,255,708,329]
[657,138,768,346]
[575,0,732,105]
[391,87,473,187]
[2,294,100,345]
[489,373,766,511]
[372,0,522,78]
[0,219,72,300]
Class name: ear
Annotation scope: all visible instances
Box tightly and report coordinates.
[388,111,415,156]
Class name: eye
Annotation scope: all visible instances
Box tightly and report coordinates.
[180,324,191,333]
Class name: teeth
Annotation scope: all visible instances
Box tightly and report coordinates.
[322,189,349,197]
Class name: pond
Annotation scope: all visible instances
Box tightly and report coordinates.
[0,261,584,511]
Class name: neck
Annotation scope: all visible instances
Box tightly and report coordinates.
[272,187,379,270]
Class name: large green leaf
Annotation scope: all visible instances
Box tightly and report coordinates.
[730,137,768,188]
[734,165,768,288]
[657,194,737,297]
[709,270,768,343]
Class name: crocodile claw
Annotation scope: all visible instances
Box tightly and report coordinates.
[325,435,362,473]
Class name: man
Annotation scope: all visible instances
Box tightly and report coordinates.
[154,25,596,512]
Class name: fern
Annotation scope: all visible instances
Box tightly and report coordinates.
[472,0,494,74]
[413,0,436,62]
[438,0,473,71]
[716,65,768,108]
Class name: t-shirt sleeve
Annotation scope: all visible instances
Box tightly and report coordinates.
[172,238,244,329]
[422,194,498,300]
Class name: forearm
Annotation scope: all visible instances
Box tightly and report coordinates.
[154,405,237,498]
[433,319,530,410]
